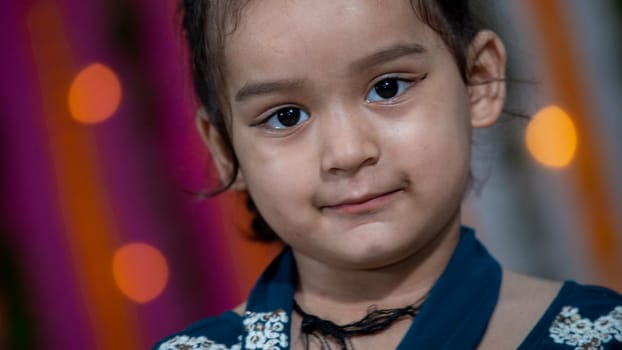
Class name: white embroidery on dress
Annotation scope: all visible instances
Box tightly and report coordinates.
[243,309,289,350]
[157,335,242,350]
[549,305,622,350]
[157,310,288,350]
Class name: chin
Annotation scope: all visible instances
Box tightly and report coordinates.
[339,218,455,268]
[326,233,423,270]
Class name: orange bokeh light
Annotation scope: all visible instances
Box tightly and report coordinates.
[112,243,169,304]
[68,63,122,124]
[526,105,578,168]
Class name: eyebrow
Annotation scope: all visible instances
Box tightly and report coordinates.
[235,79,305,102]
[233,43,427,102]
[350,42,427,72]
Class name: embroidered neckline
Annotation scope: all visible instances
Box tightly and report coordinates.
[549,305,622,350]
[243,310,289,349]
[158,310,289,350]
[158,335,242,350]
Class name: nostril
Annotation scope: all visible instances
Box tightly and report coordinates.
[324,153,380,176]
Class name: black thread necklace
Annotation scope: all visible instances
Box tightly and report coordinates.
[293,295,426,350]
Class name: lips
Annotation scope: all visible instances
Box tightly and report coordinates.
[322,188,403,214]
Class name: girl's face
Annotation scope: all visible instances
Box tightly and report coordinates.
[213,0,504,269]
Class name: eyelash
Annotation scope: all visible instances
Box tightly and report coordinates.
[366,74,427,103]
[256,106,311,130]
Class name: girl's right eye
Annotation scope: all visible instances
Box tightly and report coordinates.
[260,107,310,130]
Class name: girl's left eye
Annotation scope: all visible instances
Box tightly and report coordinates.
[261,107,310,129]
[366,78,412,103]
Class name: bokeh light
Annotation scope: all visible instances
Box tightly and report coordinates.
[526,105,578,168]
[68,63,122,124]
[112,243,169,304]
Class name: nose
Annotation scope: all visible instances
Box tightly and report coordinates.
[319,105,380,175]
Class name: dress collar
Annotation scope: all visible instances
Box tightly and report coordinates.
[243,226,502,349]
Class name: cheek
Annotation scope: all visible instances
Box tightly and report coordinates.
[234,135,319,227]
[237,136,316,189]
[386,86,473,189]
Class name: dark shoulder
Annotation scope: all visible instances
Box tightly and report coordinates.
[559,280,622,308]
[152,310,243,350]
[518,280,622,349]
[546,281,622,326]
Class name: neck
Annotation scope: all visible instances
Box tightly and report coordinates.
[293,214,462,324]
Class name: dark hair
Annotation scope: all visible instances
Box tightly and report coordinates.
[181,0,481,242]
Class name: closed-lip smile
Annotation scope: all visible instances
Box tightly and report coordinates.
[322,188,403,214]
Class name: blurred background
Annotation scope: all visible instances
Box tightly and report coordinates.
[1,0,621,349]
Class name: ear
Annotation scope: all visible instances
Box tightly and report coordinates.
[467,30,507,128]
[196,107,246,191]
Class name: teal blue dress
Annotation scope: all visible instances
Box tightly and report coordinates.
[154,227,622,349]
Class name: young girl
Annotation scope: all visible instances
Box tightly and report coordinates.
[156,0,622,349]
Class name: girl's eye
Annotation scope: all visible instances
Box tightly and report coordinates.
[366,78,411,102]
[262,107,310,129]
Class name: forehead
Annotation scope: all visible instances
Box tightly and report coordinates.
[223,0,442,89]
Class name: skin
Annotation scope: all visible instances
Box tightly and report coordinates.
[199,0,561,348]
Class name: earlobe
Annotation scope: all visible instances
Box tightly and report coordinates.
[467,30,507,128]
[196,107,246,191]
